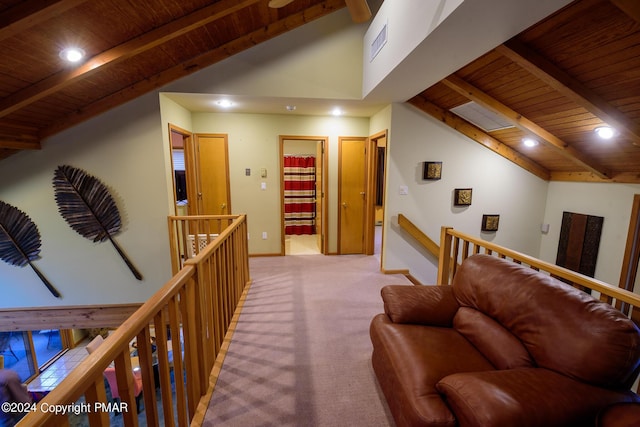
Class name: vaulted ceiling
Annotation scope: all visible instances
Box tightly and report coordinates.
[410,0,640,183]
[1,0,639,184]
[0,0,365,161]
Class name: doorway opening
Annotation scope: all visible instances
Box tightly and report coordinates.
[280,136,328,255]
[168,124,192,216]
[368,130,387,261]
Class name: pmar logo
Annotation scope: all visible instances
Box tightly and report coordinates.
[94,402,129,413]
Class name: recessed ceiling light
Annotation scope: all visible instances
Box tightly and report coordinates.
[331,107,342,116]
[286,105,296,111]
[216,100,233,108]
[594,126,615,139]
[523,138,538,147]
[59,47,85,63]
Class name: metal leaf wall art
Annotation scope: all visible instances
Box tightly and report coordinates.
[53,165,143,280]
[0,200,61,298]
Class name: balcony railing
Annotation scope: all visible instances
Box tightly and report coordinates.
[18,214,250,426]
[438,226,640,322]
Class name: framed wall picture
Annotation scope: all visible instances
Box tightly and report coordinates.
[423,161,442,180]
[454,188,472,206]
[482,214,500,231]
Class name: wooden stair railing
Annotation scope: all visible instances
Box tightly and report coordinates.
[18,214,250,426]
[438,226,640,314]
[398,214,640,323]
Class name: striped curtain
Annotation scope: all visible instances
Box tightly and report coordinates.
[284,155,316,235]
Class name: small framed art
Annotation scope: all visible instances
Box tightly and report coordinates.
[482,214,500,231]
[423,161,442,180]
[454,188,472,206]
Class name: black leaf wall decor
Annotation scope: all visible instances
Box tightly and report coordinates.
[53,165,143,280]
[0,200,61,298]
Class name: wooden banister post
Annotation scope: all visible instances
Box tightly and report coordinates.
[437,226,453,285]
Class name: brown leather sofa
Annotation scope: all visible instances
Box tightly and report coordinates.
[370,254,640,427]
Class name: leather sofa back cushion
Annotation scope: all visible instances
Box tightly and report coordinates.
[452,254,640,389]
[453,307,533,370]
[382,285,459,326]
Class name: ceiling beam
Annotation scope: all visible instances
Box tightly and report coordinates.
[496,39,640,146]
[0,125,41,150]
[551,171,640,184]
[345,0,371,23]
[40,0,345,139]
[610,0,640,23]
[441,74,611,179]
[408,96,551,181]
[0,140,41,150]
[0,0,262,120]
[0,0,89,42]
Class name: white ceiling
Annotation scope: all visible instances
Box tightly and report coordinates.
[163,92,388,118]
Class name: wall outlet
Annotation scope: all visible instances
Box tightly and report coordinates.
[262,231,267,239]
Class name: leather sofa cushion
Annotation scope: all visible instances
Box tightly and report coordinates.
[370,313,494,427]
[453,307,533,370]
[597,402,640,427]
[436,368,640,427]
[452,254,640,389]
[382,285,459,326]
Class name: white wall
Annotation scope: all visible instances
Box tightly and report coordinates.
[540,182,640,286]
[190,112,369,255]
[0,9,368,308]
[2,4,637,309]
[363,0,573,102]
[0,93,173,307]
[165,9,365,101]
[382,103,549,284]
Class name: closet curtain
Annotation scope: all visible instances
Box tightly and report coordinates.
[284,155,316,235]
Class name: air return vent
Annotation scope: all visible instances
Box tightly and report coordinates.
[370,21,387,62]
[450,101,514,132]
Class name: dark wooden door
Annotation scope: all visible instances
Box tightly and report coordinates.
[556,211,604,283]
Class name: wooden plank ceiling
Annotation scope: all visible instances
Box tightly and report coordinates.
[410,0,640,183]
[0,0,361,161]
[0,0,639,184]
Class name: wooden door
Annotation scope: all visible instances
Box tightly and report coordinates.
[556,211,604,292]
[339,137,367,254]
[195,134,231,219]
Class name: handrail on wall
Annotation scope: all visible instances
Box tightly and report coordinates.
[397,214,440,259]
[19,214,250,426]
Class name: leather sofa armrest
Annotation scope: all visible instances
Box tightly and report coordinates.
[381,285,459,326]
[435,368,640,427]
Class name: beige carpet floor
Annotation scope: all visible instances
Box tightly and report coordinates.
[202,254,410,426]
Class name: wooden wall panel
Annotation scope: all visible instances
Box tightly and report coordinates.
[0,304,142,331]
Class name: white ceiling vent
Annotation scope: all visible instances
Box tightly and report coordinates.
[450,101,514,132]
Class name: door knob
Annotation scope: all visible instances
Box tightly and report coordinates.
[342,202,348,208]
